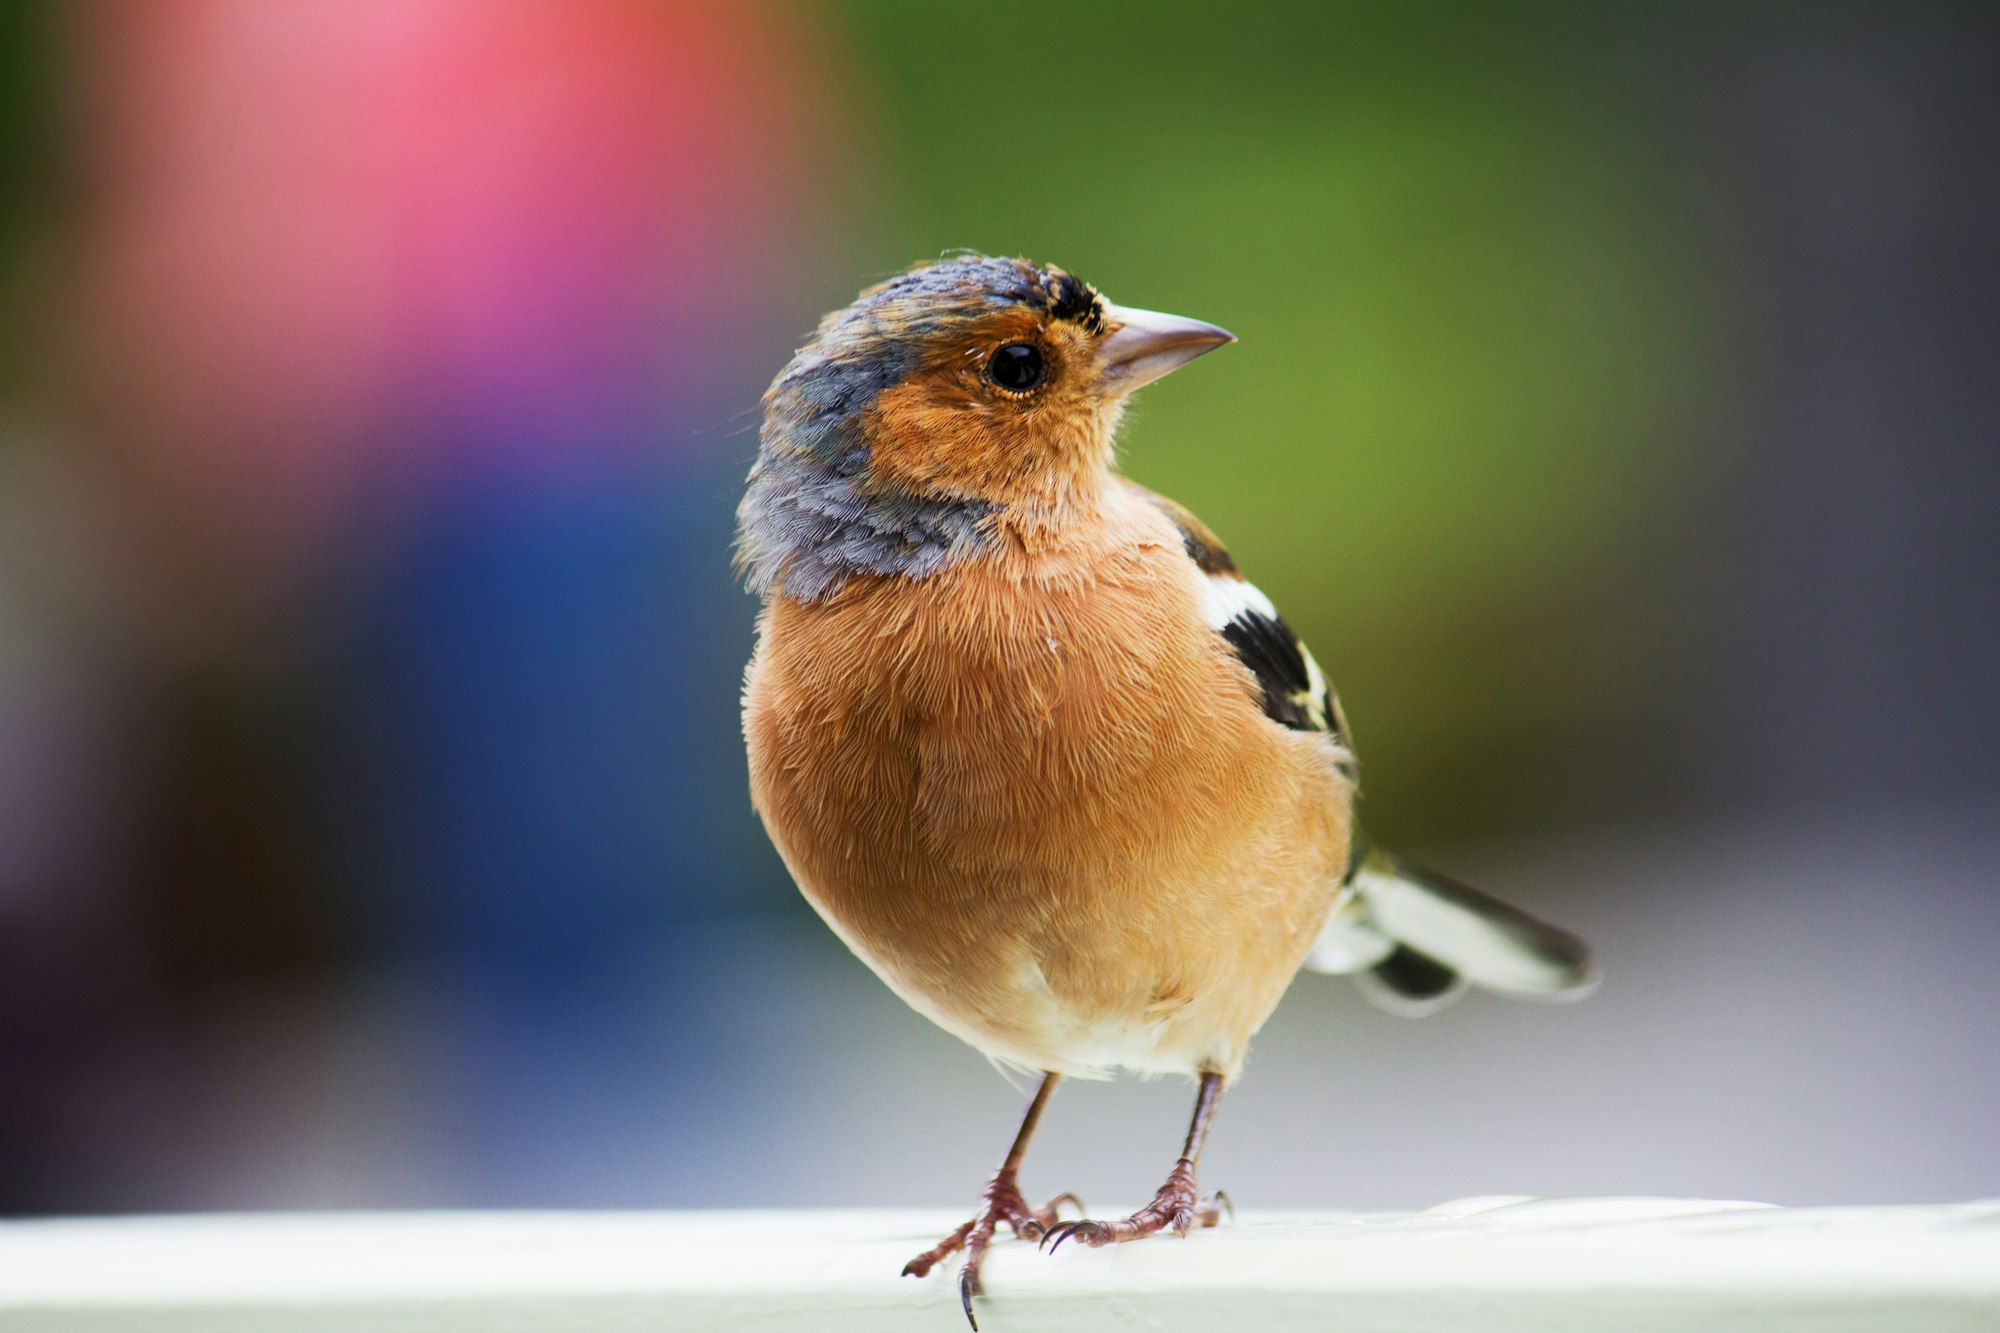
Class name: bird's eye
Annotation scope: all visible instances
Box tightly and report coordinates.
[986,342,1046,393]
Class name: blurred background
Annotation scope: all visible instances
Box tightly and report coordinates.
[0,0,1995,1217]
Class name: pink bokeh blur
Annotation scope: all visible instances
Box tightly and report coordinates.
[2,0,1995,1216]
[2,0,859,1210]
[57,0,832,617]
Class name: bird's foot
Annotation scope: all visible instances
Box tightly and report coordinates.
[903,1170,1081,1328]
[1041,1157,1231,1254]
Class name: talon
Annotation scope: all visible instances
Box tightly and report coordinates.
[908,1159,1088,1325]
[958,1265,980,1330]
[910,1077,1070,1326]
[1040,1150,1230,1251]
[1046,1220,1103,1255]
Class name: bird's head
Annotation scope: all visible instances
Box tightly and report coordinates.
[739,255,1233,601]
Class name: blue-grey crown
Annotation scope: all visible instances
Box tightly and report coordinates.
[736,256,1101,602]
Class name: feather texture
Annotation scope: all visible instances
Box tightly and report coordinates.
[743,255,1594,1079]
[744,484,1354,1078]
[1307,842,1597,1012]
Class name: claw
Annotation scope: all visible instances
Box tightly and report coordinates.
[957,1264,980,1330]
[902,1217,973,1280]
[1040,1219,1093,1256]
[907,1171,1087,1325]
[1039,1163,1231,1255]
[1019,1189,1086,1241]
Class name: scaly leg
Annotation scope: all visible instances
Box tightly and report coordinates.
[1042,1070,1233,1253]
[902,1072,1081,1329]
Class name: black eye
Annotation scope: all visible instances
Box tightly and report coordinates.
[986,342,1046,392]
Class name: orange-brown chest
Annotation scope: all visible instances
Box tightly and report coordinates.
[747,517,1233,891]
[741,502,1350,1073]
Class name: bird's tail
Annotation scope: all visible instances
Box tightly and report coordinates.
[1304,835,1597,1016]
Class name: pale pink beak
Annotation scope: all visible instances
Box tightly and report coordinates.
[1096,302,1235,392]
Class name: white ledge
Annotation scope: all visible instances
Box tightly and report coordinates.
[2,1198,1997,1331]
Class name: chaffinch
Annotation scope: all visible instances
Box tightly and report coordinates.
[737,255,1595,1326]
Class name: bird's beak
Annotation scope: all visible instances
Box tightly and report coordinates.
[1096,303,1236,393]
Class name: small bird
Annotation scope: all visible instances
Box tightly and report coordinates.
[737,255,1595,1326]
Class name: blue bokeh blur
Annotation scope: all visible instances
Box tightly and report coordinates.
[0,1,1994,1215]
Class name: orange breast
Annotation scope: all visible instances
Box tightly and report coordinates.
[742,492,1352,1077]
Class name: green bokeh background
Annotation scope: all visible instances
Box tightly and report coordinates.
[3,0,1993,1216]
[822,2,1722,844]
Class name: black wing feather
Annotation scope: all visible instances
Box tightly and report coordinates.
[1220,612,1319,733]
[1122,477,1351,761]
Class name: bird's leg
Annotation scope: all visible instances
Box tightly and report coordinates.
[1042,1070,1233,1254]
[903,1072,1079,1328]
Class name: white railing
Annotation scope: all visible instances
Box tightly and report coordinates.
[2,1197,1996,1330]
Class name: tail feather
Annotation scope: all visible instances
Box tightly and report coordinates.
[1307,839,1597,1014]
[1351,942,1469,1017]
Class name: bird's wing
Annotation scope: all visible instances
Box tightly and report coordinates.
[1122,480,1354,775]
[1124,478,1595,1016]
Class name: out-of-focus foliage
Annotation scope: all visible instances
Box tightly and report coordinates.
[833,2,1717,839]
[0,0,1995,1217]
